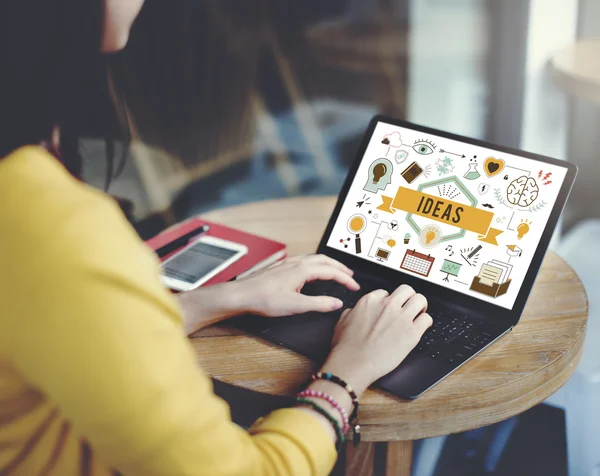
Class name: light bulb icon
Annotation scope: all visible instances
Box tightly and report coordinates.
[517,219,532,240]
[419,225,442,249]
[387,239,397,248]
[373,163,387,184]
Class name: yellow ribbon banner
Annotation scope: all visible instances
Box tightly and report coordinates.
[378,187,503,245]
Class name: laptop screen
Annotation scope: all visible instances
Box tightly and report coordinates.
[327,121,569,310]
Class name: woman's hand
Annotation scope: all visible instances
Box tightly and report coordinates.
[319,285,432,397]
[235,254,360,317]
[177,254,359,334]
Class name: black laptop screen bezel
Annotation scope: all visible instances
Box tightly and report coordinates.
[317,115,577,324]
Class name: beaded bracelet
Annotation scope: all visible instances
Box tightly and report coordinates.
[312,372,361,446]
[296,397,345,452]
[297,389,350,434]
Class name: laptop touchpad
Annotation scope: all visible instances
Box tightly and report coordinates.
[263,311,340,363]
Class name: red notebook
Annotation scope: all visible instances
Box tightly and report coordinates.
[145,218,287,286]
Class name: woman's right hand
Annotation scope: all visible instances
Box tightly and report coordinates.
[321,285,433,397]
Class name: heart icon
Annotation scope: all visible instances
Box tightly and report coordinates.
[484,157,505,178]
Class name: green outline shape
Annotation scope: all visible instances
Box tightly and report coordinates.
[406,176,478,242]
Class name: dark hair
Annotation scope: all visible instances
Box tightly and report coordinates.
[0,0,126,188]
[1,1,268,194]
[110,1,266,168]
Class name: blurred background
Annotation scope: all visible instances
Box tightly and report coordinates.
[80,0,600,474]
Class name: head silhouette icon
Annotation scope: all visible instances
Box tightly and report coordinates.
[364,158,393,193]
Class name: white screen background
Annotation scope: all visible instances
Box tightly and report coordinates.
[327,122,568,309]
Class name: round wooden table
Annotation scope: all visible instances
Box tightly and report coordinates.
[190,196,588,476]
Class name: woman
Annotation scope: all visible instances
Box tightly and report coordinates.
[0,1,432,475]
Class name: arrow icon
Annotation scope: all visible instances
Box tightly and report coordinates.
[440,149,466,158]
[356,194,371,208]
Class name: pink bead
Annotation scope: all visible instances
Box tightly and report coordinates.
[297,389,350,434]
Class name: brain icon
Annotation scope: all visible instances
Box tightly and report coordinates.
[507,175,539,207]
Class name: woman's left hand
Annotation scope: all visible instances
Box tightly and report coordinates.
[235,254,360,317]
[177,254,359,335]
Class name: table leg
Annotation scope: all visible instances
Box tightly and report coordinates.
[386,441,413,476]
[345,442,376,476]
[344,441,413,476]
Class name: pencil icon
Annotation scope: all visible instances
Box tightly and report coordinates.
[461,245,482,266]
[467,245,482,259]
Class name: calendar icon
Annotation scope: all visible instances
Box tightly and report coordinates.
[400,249,435,277]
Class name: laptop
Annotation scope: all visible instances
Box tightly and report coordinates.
[237,115,577,399]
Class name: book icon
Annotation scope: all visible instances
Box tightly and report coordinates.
[469,260,512,298]
[401,161,424,184]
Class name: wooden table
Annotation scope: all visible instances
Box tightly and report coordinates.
[190,196,588,475]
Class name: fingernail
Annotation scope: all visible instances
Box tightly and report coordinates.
[332,299,344,310]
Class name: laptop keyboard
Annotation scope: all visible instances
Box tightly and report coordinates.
[414,311,495,365]
[303,279,499,366]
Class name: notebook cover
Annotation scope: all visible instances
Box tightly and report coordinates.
[145,218,287,286]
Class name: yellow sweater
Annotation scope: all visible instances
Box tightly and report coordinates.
[0,147,336,475]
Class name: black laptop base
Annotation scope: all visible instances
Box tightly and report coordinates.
[234,275,511,399]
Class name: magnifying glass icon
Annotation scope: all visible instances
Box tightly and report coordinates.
[347,214,367,254]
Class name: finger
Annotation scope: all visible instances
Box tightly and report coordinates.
[305,264,360,291]
[311,254,355,276]
[338,308,352,322]
[360,289,389,302]
[340,308,352,319]
[402,293,428,318]
[387,284,416,307]
[287,294,344,314]
[413,312,433,333]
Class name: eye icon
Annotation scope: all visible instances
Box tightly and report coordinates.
[413,140,435,155]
